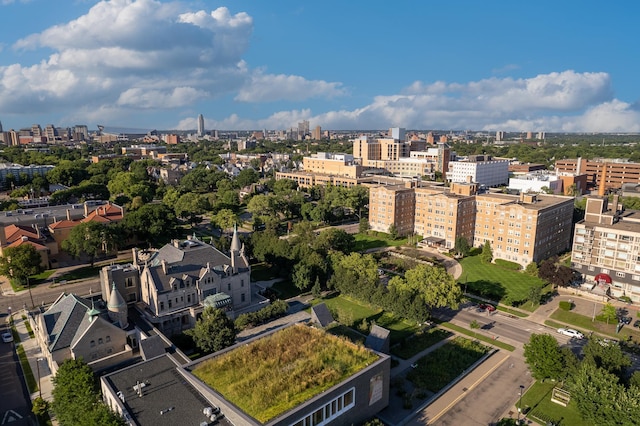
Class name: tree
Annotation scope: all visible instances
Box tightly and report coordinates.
[46,160,89,186]
[62,222,114,267]
[582,338,631,379]
[359,218,370,233]
[523,333,566,381]
[174,192,210,227]
[470,320,480,338]
[212,208,238,235]
[292,262,313,291]
[235,168,259,188]
[524,261,538,276]
[527,285,542,307]
[600,303,618,325]
[389,264,462,310]
[569,362,640,426]
[0,244,44,285]
[123,203,178,246]
[388,224,398,240]
[480,241,493,264]
[52,358,125,426]
[186,306,237,353]
[454,236,470,257]
[314,228,355,254]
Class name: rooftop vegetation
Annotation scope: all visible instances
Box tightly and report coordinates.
[191,325,379,423]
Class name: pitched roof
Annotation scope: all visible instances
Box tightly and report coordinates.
[310,303,334,327]
[81,203,124,224]
[42,293,95,351]
[3,224,39,243]
[365,325,391,354]
[139,335,167,361]
[145,239,236,293]
[48,219,77,230]
[7,237,48,251]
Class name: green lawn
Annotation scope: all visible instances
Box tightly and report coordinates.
[250,262,279,281]
[521,381,592,426]
[313,295,419,343]
[548,309,640,342]
[459,255,546,308]
[55,265,102,281]
[16,344,38,394]
[353,232,409,252]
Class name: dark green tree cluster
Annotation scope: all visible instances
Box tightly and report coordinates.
[524,334,640,425]
[186,306,237,353]
[52,358,125,426]
[0,244,44,285]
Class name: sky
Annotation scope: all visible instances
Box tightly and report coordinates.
[0,0,639,133]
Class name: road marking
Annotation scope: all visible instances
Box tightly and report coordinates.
[1,410,23,424]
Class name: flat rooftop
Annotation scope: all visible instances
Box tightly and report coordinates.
[189,324,380,423]
[103,354,232,426]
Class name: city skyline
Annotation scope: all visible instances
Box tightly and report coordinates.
[0,1,639,133]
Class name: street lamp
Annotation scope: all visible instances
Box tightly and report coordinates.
[36,358,44,398]
[517,384,525,424]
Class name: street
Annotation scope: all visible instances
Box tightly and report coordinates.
[0,322,34,426]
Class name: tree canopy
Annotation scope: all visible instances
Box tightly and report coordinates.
[0,244,44,284]
[62,222,115,266]
[388,264,461,310]
[523,333,571,381]
[52,358,125,426]
[186,306,237,353]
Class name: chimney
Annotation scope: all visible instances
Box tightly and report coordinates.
[84,202,89,217]
[598,164,607,197]
[66,209,71,221]
[161,259,167,275]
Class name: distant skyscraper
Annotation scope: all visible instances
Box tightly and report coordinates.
[197,114,205,137]
[0,120,3,133]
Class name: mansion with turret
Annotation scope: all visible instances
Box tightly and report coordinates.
[100,229,252,335]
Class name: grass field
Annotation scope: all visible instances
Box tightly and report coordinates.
[16,344,38,394]
[353,232,409,252]
[391,327,452,359]
[459,255,546,308]
[313,294,420,343]
[521,381,592,426]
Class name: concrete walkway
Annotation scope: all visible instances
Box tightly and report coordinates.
[7,311,56,423]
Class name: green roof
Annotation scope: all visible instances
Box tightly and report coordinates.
[191,324,379,423]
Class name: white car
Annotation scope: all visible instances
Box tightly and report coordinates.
[1,332,13,343]
[557,328,584,339]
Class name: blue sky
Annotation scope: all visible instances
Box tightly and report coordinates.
[0,0,639,132]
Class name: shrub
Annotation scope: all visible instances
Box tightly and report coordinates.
[235,300,289,330]
[559,301,573,311]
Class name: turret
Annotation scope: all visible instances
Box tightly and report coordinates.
[107,282,128,329]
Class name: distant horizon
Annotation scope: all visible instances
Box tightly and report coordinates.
[1,2,639,132]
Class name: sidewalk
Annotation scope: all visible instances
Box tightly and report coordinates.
[9,311,55,403]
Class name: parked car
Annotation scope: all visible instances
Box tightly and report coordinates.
[1,332,13,343]
[620,316,632,325]
[634,320,640,328]
[557,328,584,339]
[485,304,496,312]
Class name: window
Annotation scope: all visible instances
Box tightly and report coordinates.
[227,283,231,291]
[241,279,244,287]
[241,293,245,302]
[90,340,95,348]
[125,277,134,288]
[106,336,111,343]
[168,300,172,308]
[160,302,164,311]
[290,388,355,426]
[98,338,103,345]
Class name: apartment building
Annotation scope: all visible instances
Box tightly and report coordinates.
[474,192,574,266]
[367,182,573,266]
[447,155,509,187]
[368,184,416,236]
[414,182,476,249]
[572,196,640,302]
[555,157,640,191]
